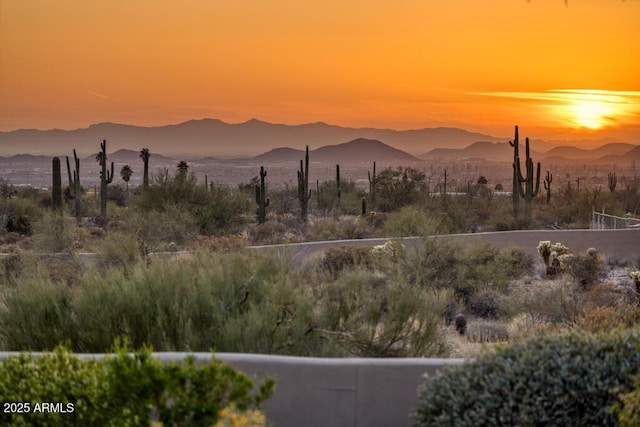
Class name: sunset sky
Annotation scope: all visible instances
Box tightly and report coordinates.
[1,1,639,141]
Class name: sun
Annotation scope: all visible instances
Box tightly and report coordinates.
[570,99,613,129]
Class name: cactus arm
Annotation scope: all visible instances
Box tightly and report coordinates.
[532,162,541,197]
[66,156,73,186]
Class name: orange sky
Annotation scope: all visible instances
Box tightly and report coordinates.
[1,0,639,141]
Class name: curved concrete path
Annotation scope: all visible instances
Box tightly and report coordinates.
[249,229,640,265]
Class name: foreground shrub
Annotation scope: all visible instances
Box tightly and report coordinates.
[320,246,373,278]
[613,374,640,427]
[0,345,273,426]
[316,269,449,357]
[413,328,640,427]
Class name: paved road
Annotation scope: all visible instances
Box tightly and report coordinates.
[249,229,640,265]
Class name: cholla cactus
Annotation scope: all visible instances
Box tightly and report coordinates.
[537,240,552,266]
[538,240,570,278]
[557,254,575,269]
[551,242,569,257]
[371,240,406,261]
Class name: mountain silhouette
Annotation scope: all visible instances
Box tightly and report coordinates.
[253,138,419,163]
[0,119,508,157]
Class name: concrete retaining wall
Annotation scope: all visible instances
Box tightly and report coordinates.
[0,352,465,427]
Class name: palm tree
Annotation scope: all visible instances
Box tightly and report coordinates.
[120,165,133,193]
[176,160,189,178]
[139,148,151,187]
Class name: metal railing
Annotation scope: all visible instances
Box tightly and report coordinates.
[592,210,640,230]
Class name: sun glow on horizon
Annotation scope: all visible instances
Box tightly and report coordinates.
[571,99,613,129]
[473,89,640,132]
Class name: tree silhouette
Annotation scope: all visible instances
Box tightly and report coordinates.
[120,164,133,193]
[139,148,151,187]
[177,160,189,178]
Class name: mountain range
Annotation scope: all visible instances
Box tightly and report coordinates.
[422,141,640,164]
[0,119,513,157]
[0,118,637,165]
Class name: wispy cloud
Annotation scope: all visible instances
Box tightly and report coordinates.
[470,89,640,105]
[86,90,111,100]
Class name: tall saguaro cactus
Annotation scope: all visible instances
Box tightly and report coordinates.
[509,126,521,214]
[543,170,553,203]
[255,166,270,224]
[368,161,378,210]
[511,126,541,220]
[608,171,617,193]
[297,145,311,222]
[52,157,62,210]
[335,164,341,213]
[66,149,82,222]
[96,140,114,228]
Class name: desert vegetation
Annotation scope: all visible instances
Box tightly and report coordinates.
[1,141,639,426]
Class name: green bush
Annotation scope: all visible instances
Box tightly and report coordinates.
[320,245,373,278]
[413,328,640,427]
[316,269,449,357]
[383,207,440,237]
[613,374,640,427]
[0,273,77,350]
[0,345,273,426]
[468,290,506,319]
[401,238,513,300]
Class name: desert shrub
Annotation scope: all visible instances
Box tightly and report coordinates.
[315,179,363,215]
[32,210,76,253]
[376,166,428,211]
[307,216,372,241]
[136,172,250,236]
[494,246,534,279]
[320,245,373,278]
[613,374,640,427]
[0,345,273,426]
[465,319,510,343]
[125,205,198,247]
[0,248,32,287]
[413,328,640,427]
[2,198,41,236]
[578,304,640,333]
[93,232,141,273]
[383,206,440,237]
[316,269,449,357]
[468,290,506,319]
[512,281,583,325]
[0,273,77,350]
[402,238,512,301]
[562,253,605,288]
[250,220,288,244]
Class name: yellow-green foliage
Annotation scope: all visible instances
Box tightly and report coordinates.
[0,345,273,426]
[613,374,640,427]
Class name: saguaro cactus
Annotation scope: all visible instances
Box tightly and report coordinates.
[368,161,378,209]
[52,157,62,210]
[335,164,341,213]
[297,145,311,222]
[509,126,521,214]
[361,197,367,216]
[255,166,270,224]
[511,126,541,219]
[442,169,448,196]
[96,140,114,228]
[66,149,82,222]
[543,170,553,203]
[608,171,617,193]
